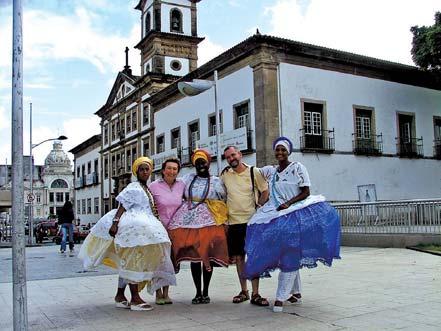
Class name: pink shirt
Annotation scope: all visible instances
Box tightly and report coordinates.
[149,178,185,229]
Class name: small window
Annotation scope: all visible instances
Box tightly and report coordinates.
[111,121,116,141]
[49,192,54,203]
[76,167,80,177]
[82,199,86,214]
[126,149,132,172]
[234,102,250,129]
[56,192,64,203]
[111,155,116,176]
[154,8,161,31]
[36,194,41,203]
[145,12,151,34]
[142,102,150,126]
[94,197,99,214]
[170,8,182,33]
[170,60,182,71]
[132,146,137,164]
[94,159,98,173]
[188,121,199,151]
[171,128,181,149]
[208,111,223,137]
[87,198,92,214]
[77,200,81,214]
[104,156,109,179]
[143,138,150,156]
[87,161,91,174]
[126,112,132,132]
[132,109,137,131]
[51,179,68,189]
[156,135,165,153]
[104,124,109,144]
[65,193,69,202]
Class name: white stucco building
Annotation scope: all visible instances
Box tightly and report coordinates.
[69,135,102,226]
[71,0,440,209]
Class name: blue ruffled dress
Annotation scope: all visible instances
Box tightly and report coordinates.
[244,162,341,279]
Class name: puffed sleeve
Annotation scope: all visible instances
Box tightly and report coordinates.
[212,176,226,201]
[116,183,144,210]
[296,162,311,187]
[259,165,276,181]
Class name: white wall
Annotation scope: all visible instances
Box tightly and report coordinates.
[74,146,101,225]
[278,63,441,200]
[164,56,189,76]
[155,66,255,150]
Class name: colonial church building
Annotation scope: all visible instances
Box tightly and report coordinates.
[92,0,441,211]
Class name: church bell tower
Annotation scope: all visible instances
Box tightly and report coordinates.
[135,0,204,77]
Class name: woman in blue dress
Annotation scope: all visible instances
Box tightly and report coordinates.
[244,137,341,312]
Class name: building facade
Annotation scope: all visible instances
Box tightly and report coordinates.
[0,141,74,221]
[86,0,441,209]
[69,135,101,226]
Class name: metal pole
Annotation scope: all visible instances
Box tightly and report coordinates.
[11,0,28,329]
[29,103,33,245]
[214,70,222,175]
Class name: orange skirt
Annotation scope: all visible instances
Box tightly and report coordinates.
[168,225,229,271]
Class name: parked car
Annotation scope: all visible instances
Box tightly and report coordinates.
[35,221,59,243]
[52,224,89,245]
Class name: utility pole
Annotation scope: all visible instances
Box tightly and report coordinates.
[11,0,28,329]
[29,102,33,245]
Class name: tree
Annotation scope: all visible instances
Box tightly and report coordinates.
[411,12,441,71]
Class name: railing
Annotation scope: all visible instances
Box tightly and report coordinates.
[434,139,441,159]
[396,137,423,158]
[300,128,335,153]
[352,134,383,155]
[333,199,441,234]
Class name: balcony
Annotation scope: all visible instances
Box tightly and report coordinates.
[434,140,441,159]
[74,177,84,189]
[85,172,99,186]
[300,129,335,153]
[396,137,423,158]
[352,134,383,155]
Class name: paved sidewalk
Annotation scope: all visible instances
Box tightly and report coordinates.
[1,247,440,330]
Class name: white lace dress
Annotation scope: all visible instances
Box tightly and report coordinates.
[78,181,176,294]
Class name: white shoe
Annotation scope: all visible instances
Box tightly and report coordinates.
[115,300,130,309]
[130,302,154,311]
[273,305,283,313]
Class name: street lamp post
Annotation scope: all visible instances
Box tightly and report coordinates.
[178,70,222,175]
[28,129,67,245]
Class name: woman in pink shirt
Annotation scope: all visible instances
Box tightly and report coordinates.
[149,158,185,305]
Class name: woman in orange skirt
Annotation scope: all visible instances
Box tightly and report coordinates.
[168,149,229,304]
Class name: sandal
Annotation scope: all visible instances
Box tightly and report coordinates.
[115,300,130,309]
[250,293,269,307]
[130,302,153,311]
[191,295,203,304]
[233,290,250,304]
[287,293,302,304]
[201,295,210,304]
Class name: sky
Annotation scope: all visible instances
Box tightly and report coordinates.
[0,0,439,165]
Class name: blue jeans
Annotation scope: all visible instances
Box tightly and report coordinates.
[61,223,74,252]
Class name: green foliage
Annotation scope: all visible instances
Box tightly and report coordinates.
[410,12,441,71]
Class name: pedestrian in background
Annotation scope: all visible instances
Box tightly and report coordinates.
[57,201,75,255]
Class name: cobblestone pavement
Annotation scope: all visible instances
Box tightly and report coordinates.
[1,246,441,330]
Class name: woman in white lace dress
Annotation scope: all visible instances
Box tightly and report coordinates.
[78,157,176,311]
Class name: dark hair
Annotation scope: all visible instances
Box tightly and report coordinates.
[161,158,181,178]
[223,145,238,153]
[62,201,73,211]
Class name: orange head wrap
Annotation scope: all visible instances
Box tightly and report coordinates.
[132,157,153,177]
[191,149,211,166]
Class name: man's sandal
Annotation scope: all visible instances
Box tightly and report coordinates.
[250,293,269,307]
[233,290,250,304]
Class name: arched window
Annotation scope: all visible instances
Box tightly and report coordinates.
[170,8,182,33]
[51,179,68,189]
[145,12,151,34]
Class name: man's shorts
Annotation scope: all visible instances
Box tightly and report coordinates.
[227,223,248,257]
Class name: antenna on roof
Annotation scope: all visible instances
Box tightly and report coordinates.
[123,47,132,75]
[256,28,261,35]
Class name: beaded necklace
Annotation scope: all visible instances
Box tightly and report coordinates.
[188,174,210,210]
[139,181,160,220]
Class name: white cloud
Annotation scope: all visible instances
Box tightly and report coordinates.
[0,7,140,78]
[198,37,227,66]
[265,0,440,65]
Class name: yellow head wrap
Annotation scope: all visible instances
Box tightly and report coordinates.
[132,157,153,177]
[191,149,211,166]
